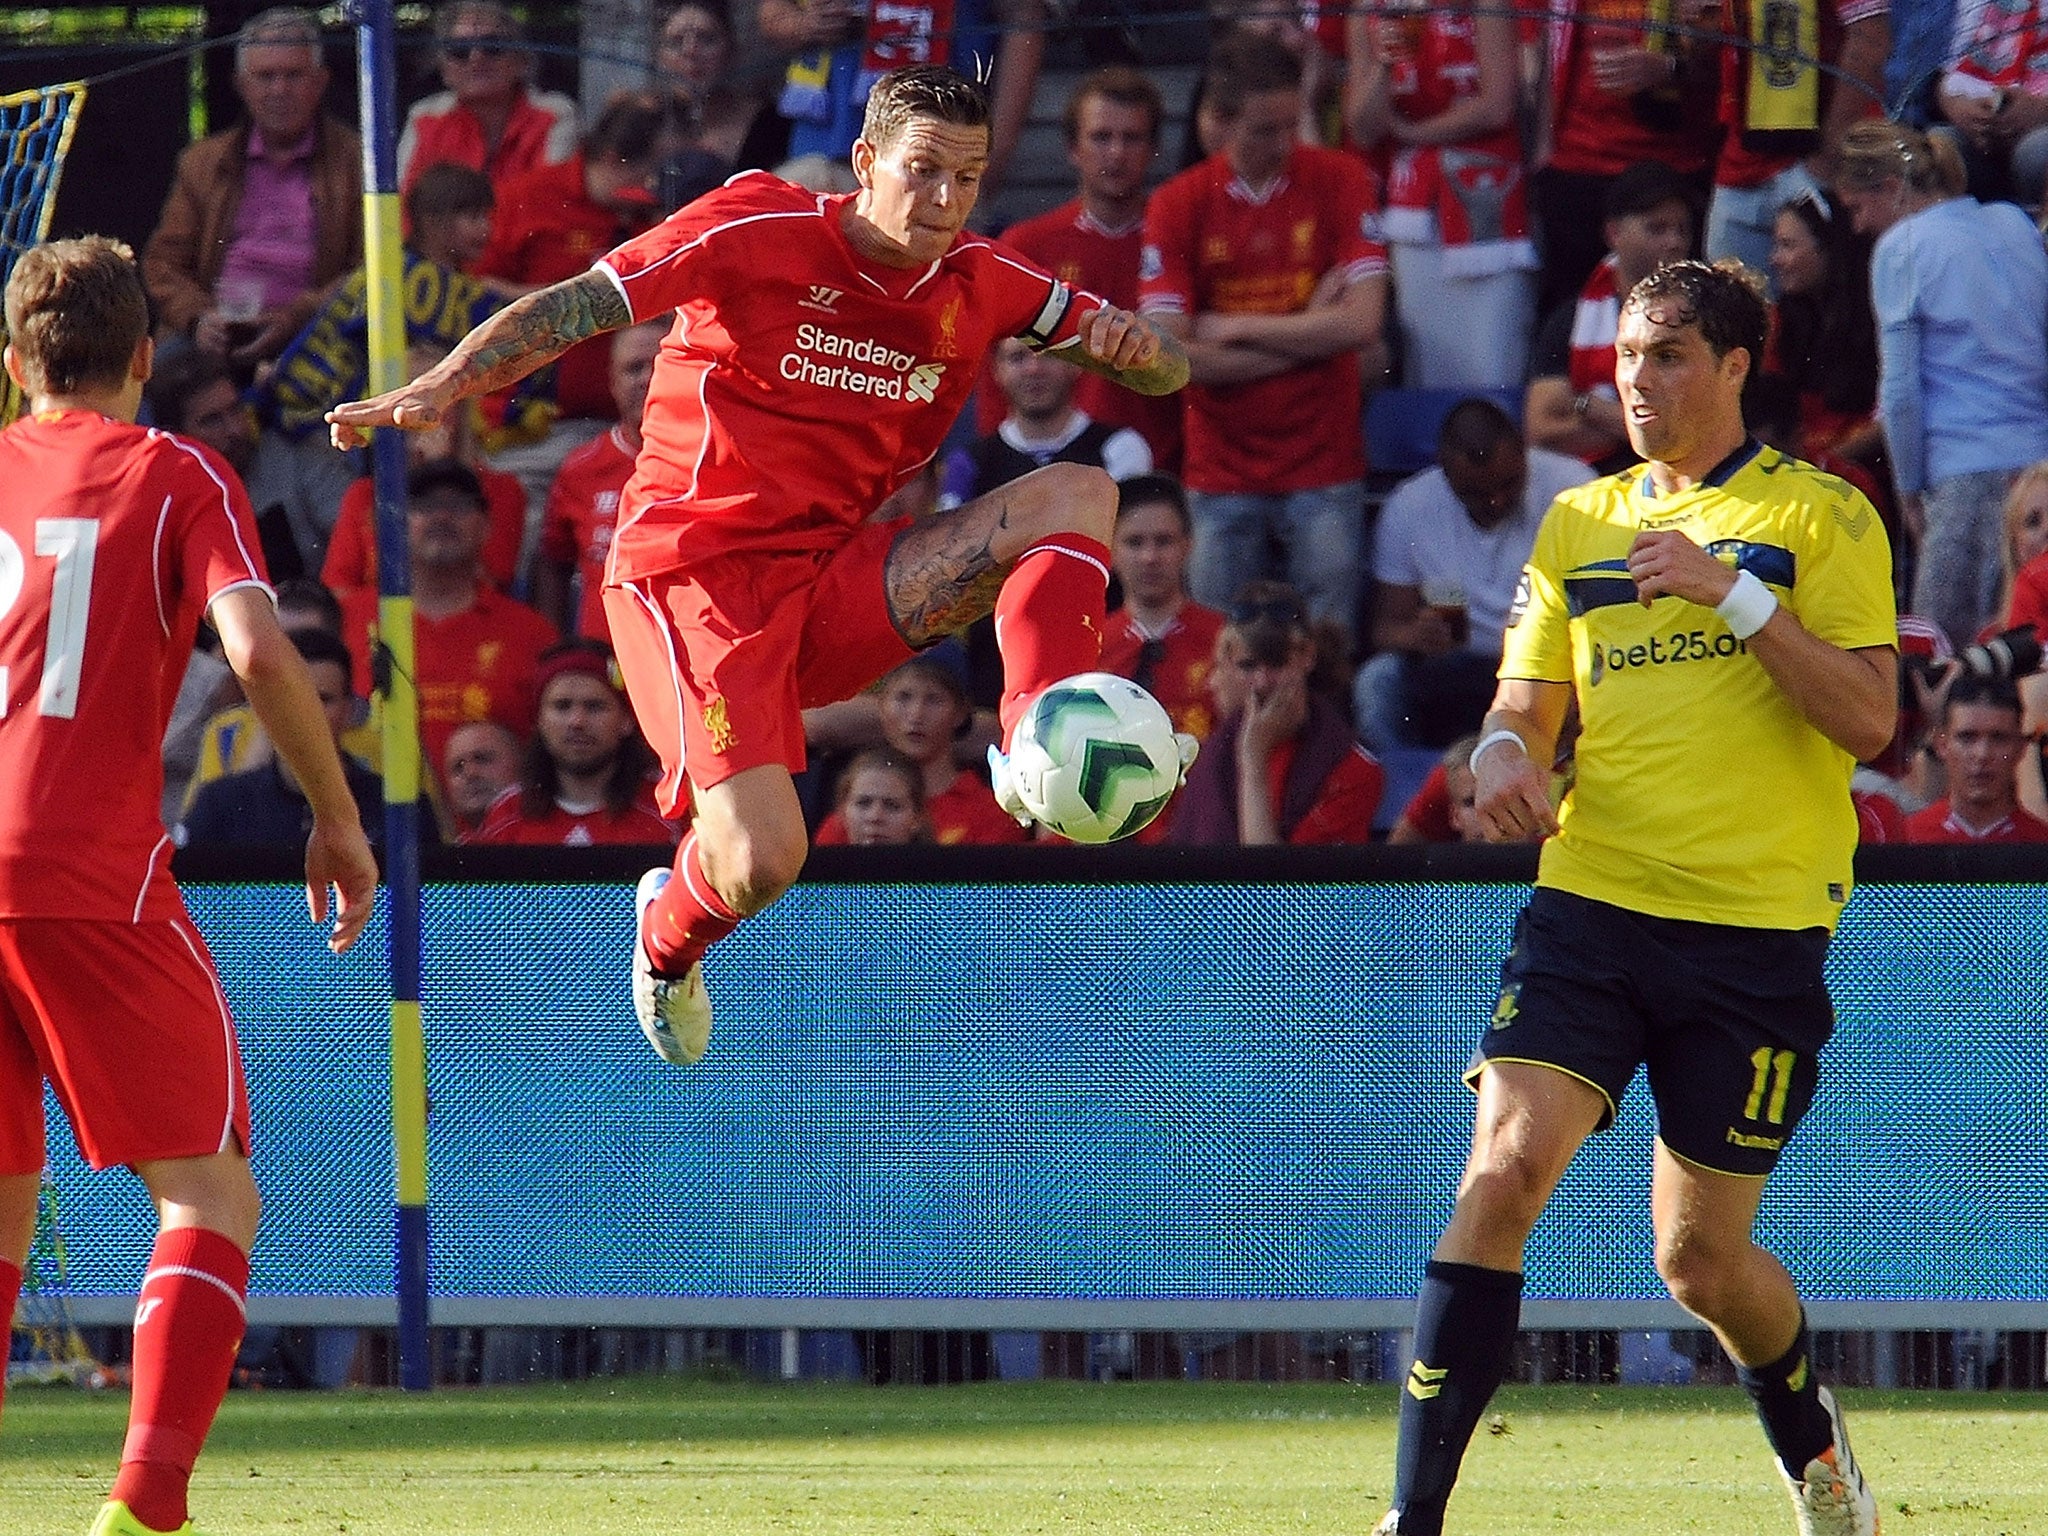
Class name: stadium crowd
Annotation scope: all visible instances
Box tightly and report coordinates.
[132,0,2048,853]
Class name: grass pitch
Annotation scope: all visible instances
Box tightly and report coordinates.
[2,1378,2044,1535]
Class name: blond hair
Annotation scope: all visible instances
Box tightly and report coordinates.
[1837,120,1966,197]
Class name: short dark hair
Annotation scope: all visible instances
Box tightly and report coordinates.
[861,65,990,153]
[405,160,494,226]
[1205,31,1304,121]
[1603,159,1697,223]
[585,90,683,164]
[1623,259,1769,366]
[1945,671,2023,723]
[4,236,149,397]
[144,349,237,431]
[275,576,344,635]
[291,625,355,692]
[406,456,486,508]
[1438,397,1521,463]
[1062,66,1164,147]
[1116,473,1190,533]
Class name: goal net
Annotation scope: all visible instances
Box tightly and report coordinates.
[0,81,87,427]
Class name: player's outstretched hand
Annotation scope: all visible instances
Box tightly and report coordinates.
[1473,742,1558,843]
[326,377,460,451]
[1626,528,1737,609]
[306,819,380,955]
[1079,305,1161,373]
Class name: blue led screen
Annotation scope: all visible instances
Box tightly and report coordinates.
[36,878,2048,1312]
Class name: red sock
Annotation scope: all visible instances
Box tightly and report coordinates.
[644,830,742,977]
[0,1256,21,1420]
[995,535,1111,742]
[111,1227,249,1534]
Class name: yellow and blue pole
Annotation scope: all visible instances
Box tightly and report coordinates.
[349,0,432,1392]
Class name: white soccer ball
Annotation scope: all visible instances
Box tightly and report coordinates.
[1006,672,1188,843]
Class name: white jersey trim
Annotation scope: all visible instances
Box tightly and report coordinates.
[168,913,239,1157]
[599,205,825,319]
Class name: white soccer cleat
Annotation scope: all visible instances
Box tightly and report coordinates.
[1779,1386,1880,1536]
[632,868,712,1065]
[1368,1513,1402,1536]
[1172,730,1199,782]
[987,743,1033,827]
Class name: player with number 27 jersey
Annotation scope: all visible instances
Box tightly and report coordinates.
[0,410,268,920]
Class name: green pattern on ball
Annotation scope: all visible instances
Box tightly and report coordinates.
[1031,688,1121,759]
[1076,738,1158,813]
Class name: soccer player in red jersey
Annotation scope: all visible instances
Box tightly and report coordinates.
[330,66,1188,1065]
[0,237,377,1536]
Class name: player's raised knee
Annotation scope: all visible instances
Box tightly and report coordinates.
[1654,1229,1751,1323]
[1020,461,1117,544]
[699,822,809,916]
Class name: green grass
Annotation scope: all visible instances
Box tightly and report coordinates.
[2,1378,2045,1535]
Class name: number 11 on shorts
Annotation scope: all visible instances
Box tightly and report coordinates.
[1743,1046,1797,1125]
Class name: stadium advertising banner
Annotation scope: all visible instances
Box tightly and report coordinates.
[37,849,2048,1328]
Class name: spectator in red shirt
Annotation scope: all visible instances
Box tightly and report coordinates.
[321,344,528,599]
[986,67,1180,470]
[1761,187,1883,469]
[829,748,930,845]
[476,93,682,508]
[1140,31,1389,645]
[1169,581,1384,844]
[442,719,521,837]
[1526,160,1696,474]
[1995,461,2048,633]
[339,458,558,793]
[473,641,676,846]
[1904,673,2048,840]
[396,0,579,193]
[534,320,665,641]
[814,654,1031,846]
[1102,474,1225,747]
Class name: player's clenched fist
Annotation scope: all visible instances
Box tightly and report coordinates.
[1079,304,1161,372]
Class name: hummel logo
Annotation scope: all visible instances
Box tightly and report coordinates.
[799,285,844,314]
[1406,1361,1448,1401]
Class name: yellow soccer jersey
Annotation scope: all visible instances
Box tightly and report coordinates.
[1500,441,1896,930]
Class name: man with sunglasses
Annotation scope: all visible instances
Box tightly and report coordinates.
[397,0,580,193]
[1373,260,1895,1536]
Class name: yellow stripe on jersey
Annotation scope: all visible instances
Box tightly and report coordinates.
[1500,443,1896,931]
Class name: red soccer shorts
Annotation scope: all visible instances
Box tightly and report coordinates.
[0,916,251,1175]
[604,515,917,810]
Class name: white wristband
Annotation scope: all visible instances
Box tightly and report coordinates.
[1715,569,1778,640]
[1469,728,1527,774]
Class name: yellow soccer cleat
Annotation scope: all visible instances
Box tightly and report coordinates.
[87,1500,204,1536]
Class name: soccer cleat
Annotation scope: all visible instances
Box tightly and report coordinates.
[87,1501,203,1536]
[1369,1513,1402,1536]
[1172,730,1199,782]
[631,868,712,1065]
[1779,1386,1880,1536]
[987,743,1032,827]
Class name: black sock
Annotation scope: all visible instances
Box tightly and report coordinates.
[1389,1260,1525,1535]
[1735,1313,1834,1478]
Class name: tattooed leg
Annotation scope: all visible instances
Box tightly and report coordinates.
[883,461,1117,645]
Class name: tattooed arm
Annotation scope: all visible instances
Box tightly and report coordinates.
[1058,305,1191,398]
[326,271,632,448]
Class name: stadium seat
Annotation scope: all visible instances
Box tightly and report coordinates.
[1364,386,1524,482]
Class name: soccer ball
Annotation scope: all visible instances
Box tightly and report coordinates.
[1004,672,1191,843]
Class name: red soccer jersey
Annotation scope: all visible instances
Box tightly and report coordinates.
[470,784,676,846]
[480,155,633,420]
[595,173,1104,581]
[1902,800,2048,843]
[1140,145,1385,494]
[540,425,637,641]
[1854,790,1907,844]
[1547,0,1720,177]
[992,200,1182,471]
[1100,601,1224,744]
[339,585,557,785]
[1397,760,1460,842]
[0,412,268,919]
[321,466,528,598]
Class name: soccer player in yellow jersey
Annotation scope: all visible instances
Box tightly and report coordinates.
[1373,261,1897,1536]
